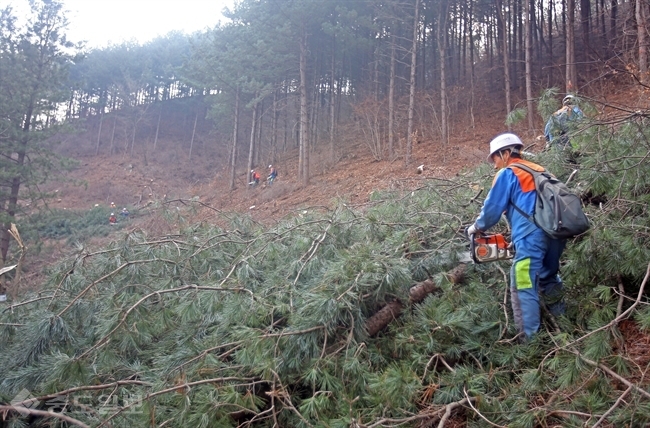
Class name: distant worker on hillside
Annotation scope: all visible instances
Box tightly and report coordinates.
[109,212,117,225]
[267,165,277,185]
[121,207,130,218]
[250,169,260,186]
[544,94,584,149]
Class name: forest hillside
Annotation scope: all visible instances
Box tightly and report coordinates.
[2,79,650,427]
[2,0,650,426]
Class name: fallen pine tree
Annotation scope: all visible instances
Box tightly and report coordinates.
[2,109,650,427]
[365,265,466,337]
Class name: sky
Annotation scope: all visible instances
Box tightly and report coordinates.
[6,0,235,48]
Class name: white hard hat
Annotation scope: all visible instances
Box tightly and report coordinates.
[562,94,576,105]
[268,165,272,168]
[487,133,523,163]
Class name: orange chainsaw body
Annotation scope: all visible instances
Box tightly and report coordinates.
[470,233,514,264]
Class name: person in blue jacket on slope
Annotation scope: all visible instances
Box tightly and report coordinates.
[465,133,566,340]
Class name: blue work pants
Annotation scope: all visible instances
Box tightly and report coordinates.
[510,229,566,338]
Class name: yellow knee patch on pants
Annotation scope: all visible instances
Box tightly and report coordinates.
[515,258,533,290]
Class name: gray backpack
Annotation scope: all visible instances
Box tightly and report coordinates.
[508,163,590,240]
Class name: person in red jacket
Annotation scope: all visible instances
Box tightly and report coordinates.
[250,169,261,186]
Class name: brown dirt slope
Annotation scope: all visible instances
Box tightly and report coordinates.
[44,82,648,228]
[45,102,504,227]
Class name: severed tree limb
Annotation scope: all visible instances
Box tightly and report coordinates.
[76,284,255,360]
[7,224,25,286]
[268,369,314,428]
[438,397,476,428]
[565,348,650,400]
[10,380,151,409]
[463,387,506,428]
[564,260,650,348]
[365,264,466,336]
[421,352,454,382]
[591,385,632,428]
[495,264,510,341]
[364,395,475,428]
[0,405,89,428]
[96,376,262,428]
[616,274,625,318]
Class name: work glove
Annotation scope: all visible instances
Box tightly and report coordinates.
[464,224,479,241]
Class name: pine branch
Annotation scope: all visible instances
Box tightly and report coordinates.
[76,284,255,360]
[173,341,243,373]
[56,258,163,317]
[566,349,650,400]
[559,260,650,349]
[291,220,333,309]
[11,380,152,408]
[436,397,475,428]
[97,376,263,428]
[363,397,476,428]
[268,369,314,428]
[463,387,505,428]
[0,405,89,428]
[591,385,632,428]
[2,294,55,314]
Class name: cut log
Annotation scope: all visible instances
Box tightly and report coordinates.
[365,264,466,336]
[365,300,404,337]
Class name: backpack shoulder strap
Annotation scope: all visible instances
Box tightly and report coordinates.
[506,163,537,224]
[508,161,545,175]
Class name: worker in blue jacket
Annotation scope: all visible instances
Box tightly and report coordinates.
[465,133,566,340]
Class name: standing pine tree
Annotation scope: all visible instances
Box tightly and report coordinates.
[0,1,77,272]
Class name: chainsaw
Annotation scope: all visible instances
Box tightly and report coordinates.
[467,233,514,264]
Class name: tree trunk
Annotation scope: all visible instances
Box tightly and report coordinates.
[272,89,279,166]
[388,34,396,160]
[299,30,310,185]
[365,265,466,336]
[247,101,258,184]
[636,0,648,82]
[95,110,104,156]
[566,0,577,91]
[153,103,162,151]
[548,0,553,81]
[129,114,137,158]
[438,1,449,144]
[405,0,420,167]
[496,0,512,127]
[610,0,618,46]
[1,95,34,262]
[580,0,591,62]
[524,0,535,133]
[229,89,240,191]
[189,110,198,160]
[599,0,607,57]
[330,38,336,163]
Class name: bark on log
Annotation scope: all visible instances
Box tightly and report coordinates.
[365,264,466,337]
[365,300,404,337]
